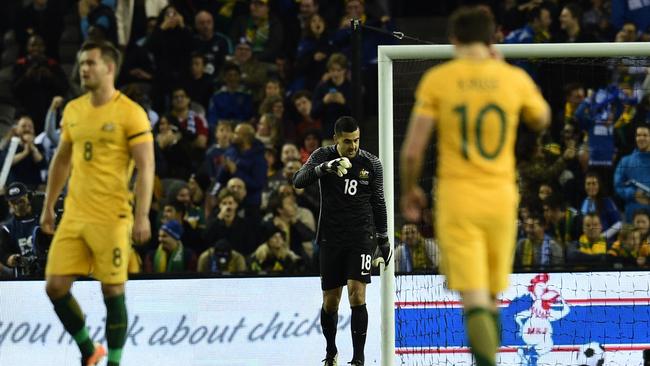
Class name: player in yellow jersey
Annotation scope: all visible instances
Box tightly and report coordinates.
[40,40,154,366]
[400,7,550,366]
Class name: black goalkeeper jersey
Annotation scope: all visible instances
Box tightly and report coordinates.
[293,145,387,247]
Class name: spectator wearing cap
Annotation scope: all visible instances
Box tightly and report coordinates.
[197,238,247,274]
[11,35,68,132]
[145,220,197,273]
[229,0,284,63]
[0,182,47,277]
[207,63,254,126]
[249,228,304,274]
[160,200,204,254]
[192,10,233,76]
[4,116,47,189]
[228,39,270,104]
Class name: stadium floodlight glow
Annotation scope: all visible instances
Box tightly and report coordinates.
[377,42,650,366]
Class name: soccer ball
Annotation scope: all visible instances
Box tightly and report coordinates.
[576,342,605,366]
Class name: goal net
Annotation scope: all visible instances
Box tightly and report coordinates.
[377,43,650,366]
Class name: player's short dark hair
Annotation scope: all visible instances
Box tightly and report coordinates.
[334,116,359,135]
[164,200,186,217]
[448,6,496,45]
[79,39,122,75]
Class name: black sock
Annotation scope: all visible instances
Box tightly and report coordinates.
[320,306,338,357]
[350,304,368,363]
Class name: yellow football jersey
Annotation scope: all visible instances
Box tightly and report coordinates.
[60,91,152,223]
[413,58,547,184]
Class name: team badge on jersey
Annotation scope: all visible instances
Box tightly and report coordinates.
[359,168,370,185]
[101,122,115,132]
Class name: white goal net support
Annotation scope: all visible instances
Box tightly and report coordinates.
[377,42,650,366]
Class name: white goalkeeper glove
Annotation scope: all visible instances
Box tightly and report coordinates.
[319,157,352,177]
[372,236,392,269]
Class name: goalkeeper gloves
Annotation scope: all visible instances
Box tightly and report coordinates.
[372,236,392,269]
[319,157,352,177]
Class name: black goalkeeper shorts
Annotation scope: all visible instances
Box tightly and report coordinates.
[319,239,374,291]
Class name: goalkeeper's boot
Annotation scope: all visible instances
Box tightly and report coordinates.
[348,360,364,366]
[83,343,106,366]
[322,353,338,366]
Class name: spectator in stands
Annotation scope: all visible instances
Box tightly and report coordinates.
[614,124,650,222]
[612,0,650,36]
[229,39,270,104]
[537,181,554,202]
[563,83,586,126]
[262,146,284,207]
[555,2,596,42]
[161,200,204,254]
[186,53,214,111]
[148,5,193,111]
[543,193,580,248]
[518,137,568,197]
[515,212,564,268]
[258,96,288,138]
[216,122,267,210]
[249,228,303,274]
[255,113,282,148]
[582,0,614,41]
[615,21,640,42]
[79,0,118,45]
[263,190,315,263]
[311,53,352,140]
[14,0,64,60]
[0,182,47,277]
[167,87,209,172]
[293,90,322,141]
[145,220,197,273]
[204,188,255,256]
[281,161,319,218]
[608,224,648,268]
[35,95,63,163]
[230,0,284,63]
[207,63,254,126]
[203,120,234,182]
[299,129,322,164]
[276,182,316,232]
[6,116,46,189]
[280,142,301,166]
[11,34,68,132]
[581,171,622,242]
[193,10,233,76]
[197,238,247,274]
[567,213,607,264]
[119,16,157,85]
[504,4,552,44]
[294,13,334,92]
[394,223,437,273]
[114,0,167,48]
[154,115,193,180]
[170,182,206,233]
[634,209,650,243]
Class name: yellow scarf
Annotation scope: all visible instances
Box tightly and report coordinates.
[578,234,606,255]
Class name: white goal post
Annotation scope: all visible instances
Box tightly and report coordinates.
[377,42,650,366]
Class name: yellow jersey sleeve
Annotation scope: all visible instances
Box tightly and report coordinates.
[517,68,548,126]
[412,69,439,120]
[125,106,152,147]
[60,104,73,143]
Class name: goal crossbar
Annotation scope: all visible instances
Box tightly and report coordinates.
[376,42,650,366]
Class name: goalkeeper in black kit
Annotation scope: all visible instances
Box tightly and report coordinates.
[293,116,391,366]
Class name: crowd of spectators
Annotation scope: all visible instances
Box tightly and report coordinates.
[0,0,649,277]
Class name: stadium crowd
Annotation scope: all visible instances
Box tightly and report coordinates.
[0,0,649,278]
